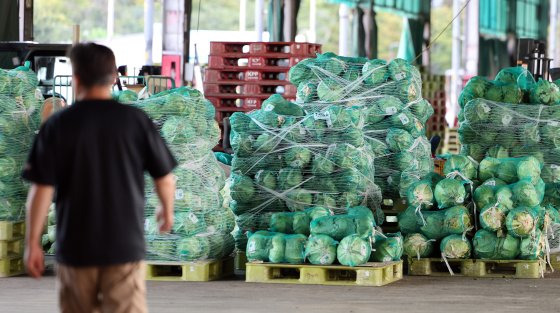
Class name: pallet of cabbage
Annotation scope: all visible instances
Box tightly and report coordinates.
[246,261,403,287]
[406,257,547,279]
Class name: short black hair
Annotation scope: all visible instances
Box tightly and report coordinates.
[68,43,117,87]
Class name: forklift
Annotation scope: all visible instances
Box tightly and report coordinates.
[0,41,72,100]
[516,38,560,81]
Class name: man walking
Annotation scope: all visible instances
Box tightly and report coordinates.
[23,43,177,313]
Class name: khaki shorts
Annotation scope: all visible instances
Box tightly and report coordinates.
[56,261,147,313]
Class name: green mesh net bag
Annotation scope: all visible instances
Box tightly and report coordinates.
[370,233,404,262]
[246,231,308,264]
[420,210,447,240]
[336,234,372,266]
[519,229,546,260]
[268,209,321,235]
[310,213,374,241]
[397,206,423,235]
[443,205,473,235]
[406,179,434,209]
[440,234,472,259]
[305,234,338,265]
[434,178,467,209]
[506,207,539,238]
[443,155,478,181]
[479,203,508,232]
[403,233,434,259]
[473,229,498,259]
[473,229,520,259]
[417,205,472,240]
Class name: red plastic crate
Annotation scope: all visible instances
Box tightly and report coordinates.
[204,83,296,97]
[209,41,321,57]
[208,94,296,111]
[207,95,268,110]
[208,55,306,70]
[204,68,290,83]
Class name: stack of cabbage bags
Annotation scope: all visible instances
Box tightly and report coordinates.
[399,155,476,260]
[228,92,383,251]
[245,206,403,266]
[459,67,560,209]
[472,156,558,261]
[290,53,434,198]
[0,65,43,221]
[133,87,235,261]
[399,153,559,262]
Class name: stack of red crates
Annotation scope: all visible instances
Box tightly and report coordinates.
[204,41,321,130]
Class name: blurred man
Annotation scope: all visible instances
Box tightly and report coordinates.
[23,43,177,313]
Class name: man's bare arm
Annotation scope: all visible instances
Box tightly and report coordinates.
[154,173,175,233]
[25,184,55,278]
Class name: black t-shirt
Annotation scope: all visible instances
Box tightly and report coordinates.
[22,99,177,266]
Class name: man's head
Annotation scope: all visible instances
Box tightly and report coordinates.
[68,43,116,100]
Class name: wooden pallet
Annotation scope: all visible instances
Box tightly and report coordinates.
[443,127,460,154]
[0,238,24,258]
[235,250,247,271]
[245,261,403,287]
[407,257,547,279]
[146,257,234,282]
[0,221,25,241]
[0,257,25,278]
[433,158,446,176]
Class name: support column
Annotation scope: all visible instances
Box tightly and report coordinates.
[255,0,264,41]
[309,0,317,42]
[144,0,154,65]
[463,0,479,76]
[363,1,378,59]
[23,0,33,41]
[339,4,351,56]
[550,0,558,68]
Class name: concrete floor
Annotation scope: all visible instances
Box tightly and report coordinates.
[0,273,559,313]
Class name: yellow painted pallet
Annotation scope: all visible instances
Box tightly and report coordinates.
[0,221,25,241]
[146,257,234,282]
[551,254,560,271]
[407,257,547,279]
[0,257,25,278]
[235,250,247,271]
[0,238,24,258]
[246,261,403,287]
